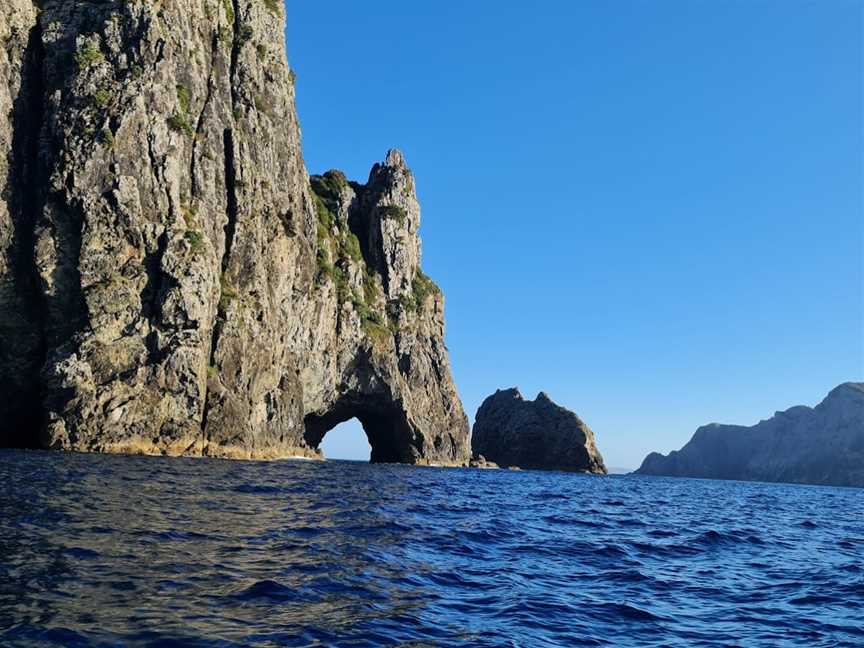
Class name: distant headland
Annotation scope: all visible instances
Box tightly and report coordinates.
[636,383,864,488]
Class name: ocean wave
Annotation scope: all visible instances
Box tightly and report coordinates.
[1,450,862,647]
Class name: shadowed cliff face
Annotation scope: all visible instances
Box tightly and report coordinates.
[1,1,47,448]
[636,383,864,487]
[0,0,469,466]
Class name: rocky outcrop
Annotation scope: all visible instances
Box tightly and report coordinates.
[472,389,606,473]
[0,0,469,465]
[468,454,498,470]
[636,383,864,487]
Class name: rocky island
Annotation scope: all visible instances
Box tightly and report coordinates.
[0,0,469,464]
[636,383,864,488]
[472,388,607,473]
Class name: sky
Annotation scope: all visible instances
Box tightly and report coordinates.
[284,0,863,469]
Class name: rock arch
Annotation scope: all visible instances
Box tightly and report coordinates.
[304,395,417,464]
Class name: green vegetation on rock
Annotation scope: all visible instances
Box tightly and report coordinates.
[311,171,348,201]
[182,204,198,229]
[379,204,406,225]
[176,84,191,114]
[184,230,204,254]
[167,85,194,137]
[310,175,393,342]
[393,270,440,314]
[341,230,363,262]
[222,0,234,23]
[363,271,381,305]
[74,42,103,70]
[262,0,282,15]
[93,88,112,109]
[219,274,237,311]
[412,269,439,306]
[168,114,193,136]
[361,319,392,348]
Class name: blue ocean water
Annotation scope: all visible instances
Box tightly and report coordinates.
[0,450,861,647]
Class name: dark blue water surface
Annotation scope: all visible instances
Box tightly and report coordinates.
[0,450,862,647]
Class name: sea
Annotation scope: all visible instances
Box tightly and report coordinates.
[0,449,862,647]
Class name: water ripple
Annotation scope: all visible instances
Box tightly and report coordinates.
[1,449,862,647]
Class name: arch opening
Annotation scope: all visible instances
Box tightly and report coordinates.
[304,396,419,464]
[318,419,371,461]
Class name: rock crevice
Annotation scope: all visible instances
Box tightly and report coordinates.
[1,2,46,448]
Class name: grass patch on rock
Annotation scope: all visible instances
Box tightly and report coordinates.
[184,230,205,254]
[168,85,194,137]
[74,42,103,70]
[361,319,392,349]
[262,0,282,15]
[168,113,193,137]
[219,274,237,311]
[379,204,406,225]
[93,88,112,109]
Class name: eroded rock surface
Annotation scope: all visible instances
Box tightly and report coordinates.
[0,0,469,465]
[637,383,864,487]
[472,389,607,473]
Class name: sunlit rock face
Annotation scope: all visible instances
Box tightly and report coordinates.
[0,0,469,466]
[637,383,864,487]
[471,389,607,473]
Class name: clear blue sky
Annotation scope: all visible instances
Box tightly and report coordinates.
[285,1,863,469]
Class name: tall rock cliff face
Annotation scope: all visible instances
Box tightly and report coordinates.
[636,383,864,487]
[472,388,607,474]
[1,0,44,448]
[0,0,469,465]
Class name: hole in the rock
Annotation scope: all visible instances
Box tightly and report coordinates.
[304,397,417,464]
[319,418,372,462]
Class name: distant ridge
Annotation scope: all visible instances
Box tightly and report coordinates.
[636,383,864,488]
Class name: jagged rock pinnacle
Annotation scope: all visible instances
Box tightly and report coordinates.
[385,148,406,168]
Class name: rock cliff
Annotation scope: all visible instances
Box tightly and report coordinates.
[0,0,469,465]
[636,383,864,487]
[472,388,606,473]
